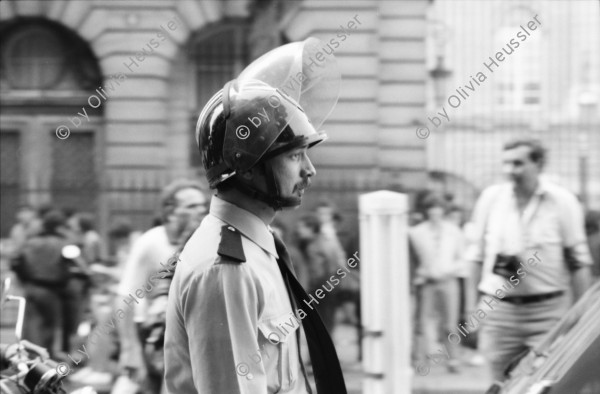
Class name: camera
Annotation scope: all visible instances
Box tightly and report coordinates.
[493,253,520,279]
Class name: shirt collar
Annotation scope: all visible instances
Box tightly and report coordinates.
[209,195,278,258]
[509,178,549,198]
[534,178,550,196]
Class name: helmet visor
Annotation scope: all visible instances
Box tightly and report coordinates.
[236,37,341,130]
[222,37,340,171]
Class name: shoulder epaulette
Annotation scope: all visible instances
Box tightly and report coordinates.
[216,225,246,263]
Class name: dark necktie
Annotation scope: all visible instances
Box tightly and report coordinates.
[272,232,348,394]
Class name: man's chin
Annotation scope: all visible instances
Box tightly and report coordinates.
[282,205,302,211]
[283,198,303,211]
[280,193,304,210]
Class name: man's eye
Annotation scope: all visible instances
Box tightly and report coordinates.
[291,153,302,160]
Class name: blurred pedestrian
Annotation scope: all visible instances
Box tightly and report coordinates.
[70,220,137,388]
[10,210,75,354]
[295,214,340,332]
[315,201,358,325]
[65,213,104,339]
[466,139,593,382]
[116,179,208,394]
[272,219,310,287]
[585,210,600,280]
[108,219,140,274]
[409,194,465,373]
[316,201,345,253]
[446,203,465,228]
[72,213,106,264]
[7,204,39,258]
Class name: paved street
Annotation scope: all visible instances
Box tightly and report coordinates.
[334,324,491,394]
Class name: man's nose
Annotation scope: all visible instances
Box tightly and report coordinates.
[302,154,316,178]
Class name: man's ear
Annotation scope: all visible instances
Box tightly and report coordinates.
[240,165,266,182]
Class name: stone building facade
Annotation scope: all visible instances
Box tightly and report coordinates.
[0,0,430,236]
[425,0,600,212]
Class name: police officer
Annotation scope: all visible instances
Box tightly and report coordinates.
[163,38,347,394]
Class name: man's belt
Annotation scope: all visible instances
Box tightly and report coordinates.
[502,291,564,305]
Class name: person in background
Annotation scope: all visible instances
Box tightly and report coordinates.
[109,219,141,272]
[116,179,208,394]
[585,210,600,280]
[445,203,469,324]
[8,204,39,258]
[70,220,137,388]
[315,201,359,326]
[466,139,593,382]
[315,201,345,254]
[446,203,464,228]
[10,210,74,355]
[294,214,341,332]
[272,219,309,288]
[445,203,485,365]
[76,213,106,264]
[409,194,466,373]
[65,213,104,343]
[409,211,425,227]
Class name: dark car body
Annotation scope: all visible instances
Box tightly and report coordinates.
[486,281,600,394]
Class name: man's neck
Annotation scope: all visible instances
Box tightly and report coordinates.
[218,190,277,226]
[428,219,443,229]
[164,222,183,245]
[513,177,539,201]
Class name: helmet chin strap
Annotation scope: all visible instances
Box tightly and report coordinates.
[262,160,302,210]
[230,161,301,211]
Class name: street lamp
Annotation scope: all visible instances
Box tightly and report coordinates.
[430,55,452,107]
[577,90,598,209]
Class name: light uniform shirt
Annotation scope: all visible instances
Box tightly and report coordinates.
[466,180,592,296]
[409,220,466,280]
[118,226,177,321]
[164,196,308,394]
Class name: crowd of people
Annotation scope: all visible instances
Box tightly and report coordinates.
[408,139,600,381]
[3,137,600,394]
[3,138,600,392]
[3,182,359,393]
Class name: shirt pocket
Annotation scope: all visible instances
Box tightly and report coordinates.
[258,311,302,392]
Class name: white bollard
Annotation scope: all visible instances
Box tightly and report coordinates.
[359,190,411,394]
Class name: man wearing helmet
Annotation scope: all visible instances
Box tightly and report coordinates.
[163,38,347,394]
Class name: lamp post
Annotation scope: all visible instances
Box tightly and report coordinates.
[428,21,452,109]
[430,55,452,108]
[577,91,598,209]
[426,21,453,182]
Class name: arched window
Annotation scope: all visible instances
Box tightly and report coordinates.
[0,19,103,235]
[0,18,102,94]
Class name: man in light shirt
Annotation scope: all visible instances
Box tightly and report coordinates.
[116,179,208,393]
[410,194,465,372]
[467,139,593,381]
